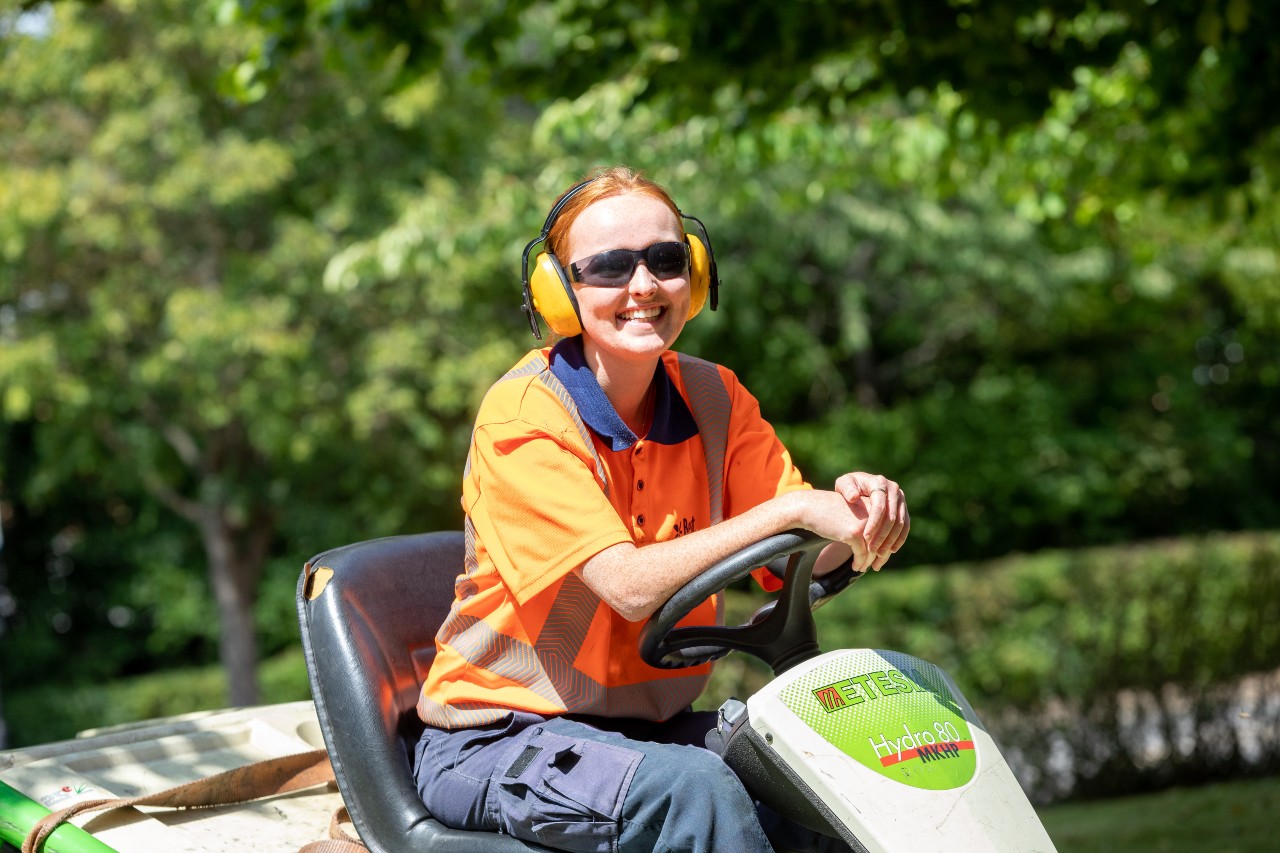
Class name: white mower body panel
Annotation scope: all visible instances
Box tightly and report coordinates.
[746,649,1057,853]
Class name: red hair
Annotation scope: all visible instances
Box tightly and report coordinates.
[545,166,682,262]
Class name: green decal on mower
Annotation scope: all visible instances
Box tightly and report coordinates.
[779,650,977,790]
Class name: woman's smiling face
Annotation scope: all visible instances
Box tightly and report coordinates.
[566,192,691,370]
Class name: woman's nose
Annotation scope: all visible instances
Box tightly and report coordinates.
[628,262,658,296]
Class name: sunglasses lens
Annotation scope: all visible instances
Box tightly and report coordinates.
[579,251,637,285]
[647,242,689,277]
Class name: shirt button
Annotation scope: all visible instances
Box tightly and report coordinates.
[637,515,646,526]
[634,443,643,456]
[636,480,645,491]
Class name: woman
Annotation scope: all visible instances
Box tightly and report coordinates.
[414,166,909,853]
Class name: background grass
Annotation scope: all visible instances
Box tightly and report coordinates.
[1037,775,1280,852]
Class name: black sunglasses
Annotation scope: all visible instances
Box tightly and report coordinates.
[569,241,689,287]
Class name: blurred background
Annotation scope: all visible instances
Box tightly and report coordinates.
[1,0,1278,848]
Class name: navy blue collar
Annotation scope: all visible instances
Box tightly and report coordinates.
[548,337,699,451]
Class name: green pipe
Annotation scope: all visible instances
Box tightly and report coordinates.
[0,779,121,853]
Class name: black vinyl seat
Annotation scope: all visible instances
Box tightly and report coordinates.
[297,532,553,852]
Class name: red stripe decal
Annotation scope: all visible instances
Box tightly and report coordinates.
[879,740,975,768]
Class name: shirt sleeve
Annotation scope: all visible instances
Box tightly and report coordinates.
[465,418,632,604]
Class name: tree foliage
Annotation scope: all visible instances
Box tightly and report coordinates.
[224,0,1280,195]
[0,0,515,703]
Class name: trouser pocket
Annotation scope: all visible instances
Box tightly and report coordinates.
[494,726,643,853]
[414,716,523,829]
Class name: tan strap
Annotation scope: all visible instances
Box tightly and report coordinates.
[293,804,366,850]
[23,749,336,853]
[297,806,368,852]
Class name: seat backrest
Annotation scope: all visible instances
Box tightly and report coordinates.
[297,532,551,853]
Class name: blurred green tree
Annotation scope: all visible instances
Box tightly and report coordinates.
[0,0,524,703]
[216,0,1279,195]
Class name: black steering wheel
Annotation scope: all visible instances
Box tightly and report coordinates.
[639,529,863,677]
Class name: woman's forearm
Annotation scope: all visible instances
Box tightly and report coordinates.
[581,489,874,621]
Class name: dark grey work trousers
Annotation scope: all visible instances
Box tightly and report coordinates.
[412,709,775,853]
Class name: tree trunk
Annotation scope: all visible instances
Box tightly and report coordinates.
[120,417,276,709]
[199,507,270,707]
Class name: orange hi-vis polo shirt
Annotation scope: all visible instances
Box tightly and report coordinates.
[418,336,810,730]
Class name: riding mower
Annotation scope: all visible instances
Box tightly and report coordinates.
[298,529,1058,852]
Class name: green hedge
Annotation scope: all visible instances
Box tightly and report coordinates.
[862,530,1278,707]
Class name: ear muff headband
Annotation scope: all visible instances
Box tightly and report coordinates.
[520,180,720,339]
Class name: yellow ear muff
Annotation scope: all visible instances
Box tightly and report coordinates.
[529,252,584,338]
[685,232,712,320]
